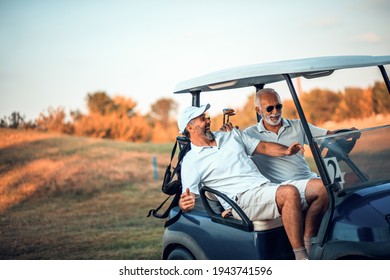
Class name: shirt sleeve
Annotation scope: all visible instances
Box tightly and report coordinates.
[309,123,328,137]
[234,128,260,155]
[299,121,328,144]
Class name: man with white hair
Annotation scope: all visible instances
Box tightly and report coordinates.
[243,88,331,254]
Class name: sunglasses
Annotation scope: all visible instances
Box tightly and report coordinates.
[265,104,283,113]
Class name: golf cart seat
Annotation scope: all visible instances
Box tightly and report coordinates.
[203,188,283,231]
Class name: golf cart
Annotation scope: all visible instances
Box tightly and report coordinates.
[162,56,390,260]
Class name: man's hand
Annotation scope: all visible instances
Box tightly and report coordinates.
[219,122,239,132]
[179,188,195,212]
[285,142,305,156]
[328,127,358,135]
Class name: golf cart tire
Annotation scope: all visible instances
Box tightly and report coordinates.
[167,247,195,260]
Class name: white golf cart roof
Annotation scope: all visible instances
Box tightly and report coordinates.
[174,55,390,94]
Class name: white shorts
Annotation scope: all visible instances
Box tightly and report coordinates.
[234,179,310,221]
[281,179,310,210]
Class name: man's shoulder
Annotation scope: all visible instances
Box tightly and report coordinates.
[182,148,196,162]
[243,124,257,132]
[285,118,326,133]
[284,118,301,125]
[283,119,304,129]
[243,124,259,136]
[285,118,320,127]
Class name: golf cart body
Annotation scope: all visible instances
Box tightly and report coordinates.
[163,56,390,260]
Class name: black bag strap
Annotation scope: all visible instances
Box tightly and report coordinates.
[146,191,182,227]
[169,139,178,163]
[164,209,182,227]
[165,137,190,185]
[147,195,171,218]
[167,140,180,182]
[147,136,189,227]
[175,136,191,179]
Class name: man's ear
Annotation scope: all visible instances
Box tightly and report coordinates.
[255,106,261,115]
[186,123,194,133]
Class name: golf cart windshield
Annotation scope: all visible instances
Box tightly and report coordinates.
[313,125,390,191]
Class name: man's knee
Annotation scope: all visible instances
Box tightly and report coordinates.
[276,184,300,203]
[306,179,329,207]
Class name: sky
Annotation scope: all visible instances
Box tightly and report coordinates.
[0,0,389,121]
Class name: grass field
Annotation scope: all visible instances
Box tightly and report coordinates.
[0,128,173,259]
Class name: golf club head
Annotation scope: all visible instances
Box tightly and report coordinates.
[223,108,234,115]
[226,112,235,123]
[227,112,236,117]
[223,108,235,124]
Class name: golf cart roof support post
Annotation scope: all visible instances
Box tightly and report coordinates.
[254,84,265,123]
[378,65,390,94]
[254,84,265,91]
[283,74,335,249]
[282,74,331,186]
[191,90,201,107]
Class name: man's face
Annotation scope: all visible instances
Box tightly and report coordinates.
[258,93,283,126]
[189,113,215,141]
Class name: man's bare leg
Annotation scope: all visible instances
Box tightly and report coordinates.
[276,184,307,259]
[303,178,329,252]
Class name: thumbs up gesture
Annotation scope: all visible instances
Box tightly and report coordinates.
[179,188,195,212]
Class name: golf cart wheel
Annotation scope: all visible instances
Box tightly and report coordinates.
[167,247,195,260]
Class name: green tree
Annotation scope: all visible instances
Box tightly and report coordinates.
[112,96,137,118]
[334,87,364,121]
[0,116,8,128]
[74,92,153,141]
[282,99,298,119]
[70,109,83,122]
[8,112,25,129]
[301,89,341,124]
[36,107,73,133]
[86,91,114,115]
[150,98,178,128]
[372,81,390,114]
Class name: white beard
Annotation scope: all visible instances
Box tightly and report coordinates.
[263,113,282,126]
[194,124,215,141]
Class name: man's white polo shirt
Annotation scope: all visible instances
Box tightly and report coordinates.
[181,129,270,210]
[244,118,327,184]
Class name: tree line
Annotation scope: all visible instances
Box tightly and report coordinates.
[1,82,389,142]
[210,81,390,131]
[0,92,179,143]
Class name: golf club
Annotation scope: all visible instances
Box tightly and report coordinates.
[222,108,235,125]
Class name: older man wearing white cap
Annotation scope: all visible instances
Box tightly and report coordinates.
[177,103,317,260]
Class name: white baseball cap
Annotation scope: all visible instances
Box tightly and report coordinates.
[178,104,210,133]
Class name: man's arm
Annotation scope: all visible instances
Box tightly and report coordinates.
[253,141,304,157]
[220,122,304,157]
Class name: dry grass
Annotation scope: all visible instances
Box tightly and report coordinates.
[0,129,173,259]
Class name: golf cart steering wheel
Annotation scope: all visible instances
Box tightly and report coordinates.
[319,128,361,161]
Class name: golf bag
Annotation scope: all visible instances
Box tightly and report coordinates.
[147,135,191,227]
